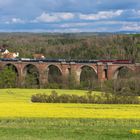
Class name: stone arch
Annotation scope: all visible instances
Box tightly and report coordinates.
[113,66,134,79]
[2,63,19,87]
[79,65,98,88]
[3,63,19,76]
[47,64,62,73]
[80,65,97,74]
[23,64,40,88]
[47,64,62,84]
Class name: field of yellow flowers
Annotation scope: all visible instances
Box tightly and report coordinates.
[0,103,140,119]
[0,89,140,140]
[0,89,140,119]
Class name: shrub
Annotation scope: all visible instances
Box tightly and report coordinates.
[31,93,48,103]
[58,94,72,103]
[31,90,140,104]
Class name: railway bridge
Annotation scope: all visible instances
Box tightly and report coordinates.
[0,59,139,87]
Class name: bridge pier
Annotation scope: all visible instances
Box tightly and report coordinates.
[38,63,48,88]
[106,63,113,80]
[18,73,25,87]
[70,64,81,85]
[14,63,24,87]
[61,64,70,87]
[97,62,106,81]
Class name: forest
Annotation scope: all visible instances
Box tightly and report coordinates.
[0,33,140,62]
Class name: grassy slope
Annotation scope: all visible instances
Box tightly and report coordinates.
[0,89,140,140]
[0,88,89,103]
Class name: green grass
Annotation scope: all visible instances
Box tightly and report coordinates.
[0,88,139,140]
[0,118,140,140]
[0,88,92,103]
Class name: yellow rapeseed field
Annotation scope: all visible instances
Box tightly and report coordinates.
[0,103,140,119]
[0,89,140,119]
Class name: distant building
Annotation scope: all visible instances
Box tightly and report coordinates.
[0,45,19,59]
[2,52,19,59]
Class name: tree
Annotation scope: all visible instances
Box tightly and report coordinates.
[80,66,98,90]
[103,76,140,96]
[0,67,17,88]
[25,66,39,88]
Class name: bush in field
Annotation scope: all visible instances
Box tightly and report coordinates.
[103,76,140,96]
[31,93,48,103]
[103,93,139,104]
[47,90,59,103]
[58,94,72,103]
[31,90,140,104]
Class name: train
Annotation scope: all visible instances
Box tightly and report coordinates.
[0,58,133,64]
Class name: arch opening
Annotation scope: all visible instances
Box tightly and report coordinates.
[80,66,98,89]
[0,64,19,88]
[48,65,62,85]
[24,64,40,88]
[114,66,134,79]
[4,64,18,75]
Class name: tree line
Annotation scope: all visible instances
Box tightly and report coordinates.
[0,33,140,62]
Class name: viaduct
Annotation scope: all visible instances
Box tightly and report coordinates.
[0,59,140,87]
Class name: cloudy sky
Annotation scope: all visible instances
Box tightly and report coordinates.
[0,0,140,32]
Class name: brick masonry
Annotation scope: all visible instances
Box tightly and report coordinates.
[0,61,139,87]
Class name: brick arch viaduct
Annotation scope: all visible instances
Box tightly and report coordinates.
[0,60,139,87]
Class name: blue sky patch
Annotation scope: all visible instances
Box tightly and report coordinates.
[0,0,140,32]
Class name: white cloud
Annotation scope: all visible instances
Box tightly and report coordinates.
[34,10,124,23]
[121,23,140,31]
[59,22,91,28]
[35,12,75,22]
[131,9,140,18]
[5,18,25,24]
[59,21,124,28]
[59,27,110,33]
[79,10,123,20]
